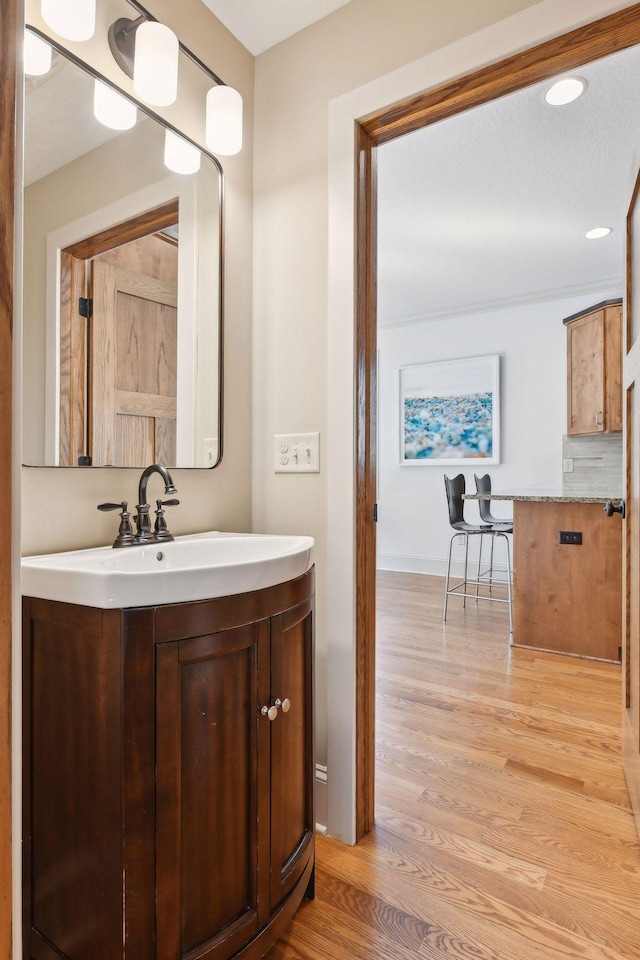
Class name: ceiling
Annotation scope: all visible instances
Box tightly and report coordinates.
[200,0,353,55]
[24,57,127,186]
[377,44,640,325]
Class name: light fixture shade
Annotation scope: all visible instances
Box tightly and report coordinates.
[206,85,243,156]
[41,0,96,42]
[133,21,179,107]
[585,227,612,240]
[94,80,137,131]
[544,77,586,106]
[164,129,201,175]
[24,31,52,76]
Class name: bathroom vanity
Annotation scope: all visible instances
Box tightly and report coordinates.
[22,537,315,960]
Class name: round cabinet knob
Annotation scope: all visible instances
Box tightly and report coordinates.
[261,705,278,721]
[275,698,291,713]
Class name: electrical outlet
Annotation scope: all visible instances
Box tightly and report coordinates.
[558,530,582,545]
[563,458,574,473]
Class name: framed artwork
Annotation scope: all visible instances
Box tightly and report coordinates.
[400,354,500,465]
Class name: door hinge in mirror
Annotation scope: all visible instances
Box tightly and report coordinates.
[373,502,378,523]
[78,297,93,318]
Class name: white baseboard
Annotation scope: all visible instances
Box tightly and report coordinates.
[377,552,511,582]
[315,763,327,834]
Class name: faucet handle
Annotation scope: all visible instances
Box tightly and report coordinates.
[154,498,180,542]
[97,501,136,548]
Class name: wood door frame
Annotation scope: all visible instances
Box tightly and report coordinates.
[0,0,15,951]
[58,203,180,467]
[354,3,640,839]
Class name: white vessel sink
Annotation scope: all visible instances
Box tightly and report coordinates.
[21,531,314,609]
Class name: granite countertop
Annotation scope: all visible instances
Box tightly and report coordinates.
[463,489,623,503]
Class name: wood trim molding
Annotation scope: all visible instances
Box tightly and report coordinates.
[361,3,640,144]
[355,124,377,840]
[64,199,179,260]
[354,3,640,842]
[0,0,16,950]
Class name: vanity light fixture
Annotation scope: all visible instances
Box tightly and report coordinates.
[109,16,179,107]
[93,79,137,131]
[205,85,243,156]
[544,76,587,106]
[24,31,52,76]
[41,0,96,42]
[585,226,612,240]
[164,129,201,175]
[108,13,243,156]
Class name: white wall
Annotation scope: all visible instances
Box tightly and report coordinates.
[377,289,622,577]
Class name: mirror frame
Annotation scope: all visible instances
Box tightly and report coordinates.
[23,1,225,469]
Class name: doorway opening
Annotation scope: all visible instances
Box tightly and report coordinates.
[354,4,640,841]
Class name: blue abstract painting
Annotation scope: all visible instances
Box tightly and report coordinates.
[400,355,500,465]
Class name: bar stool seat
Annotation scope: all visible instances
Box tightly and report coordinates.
[443,473,512,634]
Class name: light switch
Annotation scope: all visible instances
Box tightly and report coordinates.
[274,433,320,473]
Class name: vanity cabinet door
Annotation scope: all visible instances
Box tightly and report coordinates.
[269,598,314,910]
[155,620,271,960]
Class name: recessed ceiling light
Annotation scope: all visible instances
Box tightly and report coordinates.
[585,227,612,240]
[544,77,587,106]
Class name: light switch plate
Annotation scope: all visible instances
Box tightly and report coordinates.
[274,433,320,473]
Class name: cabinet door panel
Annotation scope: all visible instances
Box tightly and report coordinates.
[28,612,124,960]
[270,600,314,909]
[568,311,605,435]
[156,620,270,960]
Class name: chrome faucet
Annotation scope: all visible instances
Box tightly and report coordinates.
[97,464,179,548]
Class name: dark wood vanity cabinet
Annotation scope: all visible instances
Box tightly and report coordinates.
[23,570,314,960]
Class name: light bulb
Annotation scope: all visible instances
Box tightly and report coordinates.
[164,130,201,175]
[94,80,137,131]
[133,21,179,107]
[41,0,96,42]
[205,85,243,156]
[24,31,52,76]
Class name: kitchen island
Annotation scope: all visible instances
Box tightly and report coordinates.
[465,490,623,661]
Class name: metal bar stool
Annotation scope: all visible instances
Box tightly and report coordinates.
[474,473,513,596]
[443,474,513,634]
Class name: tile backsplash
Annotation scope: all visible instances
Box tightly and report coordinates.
[562,434,623,495]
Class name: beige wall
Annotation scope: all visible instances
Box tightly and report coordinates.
[21,0,254,554]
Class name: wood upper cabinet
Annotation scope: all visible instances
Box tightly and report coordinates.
[22,571,315,960]
[565,299,622,436]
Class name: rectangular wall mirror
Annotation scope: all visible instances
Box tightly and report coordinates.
[22,6,224,469]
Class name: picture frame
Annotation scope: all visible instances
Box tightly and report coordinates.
[399,354,500,465]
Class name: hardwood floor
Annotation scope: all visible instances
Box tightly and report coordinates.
[265,571,640,960]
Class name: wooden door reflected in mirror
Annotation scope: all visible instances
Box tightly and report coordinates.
[22,29,223,469]
[59,202,180,467]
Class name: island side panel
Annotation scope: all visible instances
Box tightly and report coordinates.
[513,500,622,661]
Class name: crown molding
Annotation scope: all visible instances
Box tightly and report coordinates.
[379,276,624,329]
